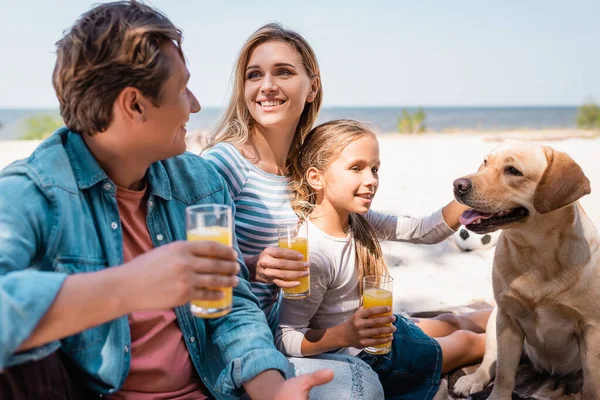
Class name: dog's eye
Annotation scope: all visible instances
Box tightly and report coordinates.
[483,159,487,166]
[505,166,523,176]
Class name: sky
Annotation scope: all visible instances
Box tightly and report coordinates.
[0,0,598,108]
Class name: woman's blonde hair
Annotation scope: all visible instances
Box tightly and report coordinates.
[204,23,322,170]
[289,119,389,293]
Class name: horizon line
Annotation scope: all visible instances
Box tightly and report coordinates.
[0,104,588,110]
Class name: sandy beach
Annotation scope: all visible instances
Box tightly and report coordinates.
[2,132,598,314]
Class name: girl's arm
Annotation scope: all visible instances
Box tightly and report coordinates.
[441,199,470,230]
[300,307,395,356]
[276,251,395,357]
[367,200,465,245]
[275,253,331,357]
[301,324,348,356]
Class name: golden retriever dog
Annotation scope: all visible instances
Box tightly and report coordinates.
[451,140,600,399]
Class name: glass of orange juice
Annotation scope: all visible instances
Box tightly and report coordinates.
[186,204,233,318]
[363,275,394,355]
[277,220,310,299]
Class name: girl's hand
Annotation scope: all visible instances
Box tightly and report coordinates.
[442,200,470,230]
[340,306,396,349]
[246,246,309,287]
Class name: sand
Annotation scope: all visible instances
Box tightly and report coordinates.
[1,132,598,313]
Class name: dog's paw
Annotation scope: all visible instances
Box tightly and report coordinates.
[453,372,490,397]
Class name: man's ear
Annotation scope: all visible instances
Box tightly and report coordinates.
[306,77,320,103]
[533,146,591,214]
[117,87,148,123]
[306,167,323,191]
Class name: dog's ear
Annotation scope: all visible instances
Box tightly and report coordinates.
[533,146,591,214]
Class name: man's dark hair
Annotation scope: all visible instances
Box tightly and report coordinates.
[52,1,183,135]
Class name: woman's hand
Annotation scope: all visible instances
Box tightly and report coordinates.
[339,306,396,349]
[245,246,309,287]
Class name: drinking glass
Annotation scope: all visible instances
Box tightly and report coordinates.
[186,204,233,318]
[363,275,394,354]
[277,220,310,299]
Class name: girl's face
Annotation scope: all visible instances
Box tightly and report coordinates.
[320,135,381,216]
[244,40,317,133]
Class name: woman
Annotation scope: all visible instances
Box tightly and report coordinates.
[203,23,384,399]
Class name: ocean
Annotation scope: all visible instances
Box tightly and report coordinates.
[0,106,579,140]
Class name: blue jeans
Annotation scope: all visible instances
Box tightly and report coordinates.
[289,353,384,400]
[359,316,442,400]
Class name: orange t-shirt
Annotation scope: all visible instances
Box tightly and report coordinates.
[109,185,208,400]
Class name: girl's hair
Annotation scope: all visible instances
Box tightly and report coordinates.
[289,119,389,293]
[204,23,322,170]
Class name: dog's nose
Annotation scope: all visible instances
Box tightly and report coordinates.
[453,178,472,197]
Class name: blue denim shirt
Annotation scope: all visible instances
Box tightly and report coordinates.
[0,128,292,398]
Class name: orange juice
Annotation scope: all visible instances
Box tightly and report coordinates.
[188,226,233,318]
[363,287,393,354]
[278,237,310,299]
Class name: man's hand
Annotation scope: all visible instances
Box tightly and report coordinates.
[340,306,396,349]
[273,370,334,400]
[125,240,240,311]
[246,246,309,287]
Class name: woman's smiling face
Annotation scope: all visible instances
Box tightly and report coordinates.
[244,40,317,132]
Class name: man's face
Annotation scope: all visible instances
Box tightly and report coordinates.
[134,42,200,161]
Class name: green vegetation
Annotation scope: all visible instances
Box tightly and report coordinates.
[576,103,600,130]
[397,108,426,134]
[20,114,63,140]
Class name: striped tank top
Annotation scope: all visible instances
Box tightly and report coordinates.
[203,142,297,330]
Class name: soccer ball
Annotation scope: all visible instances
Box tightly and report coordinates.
[453,226,501,252]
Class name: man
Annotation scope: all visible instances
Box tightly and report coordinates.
[0,1,331,399]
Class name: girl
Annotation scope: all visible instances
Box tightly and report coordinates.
[203,24,384,399]
[277,119,490,400]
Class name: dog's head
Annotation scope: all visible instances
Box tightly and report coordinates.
[453,140,591,234]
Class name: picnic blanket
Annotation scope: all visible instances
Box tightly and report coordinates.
[434,362,583,400]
